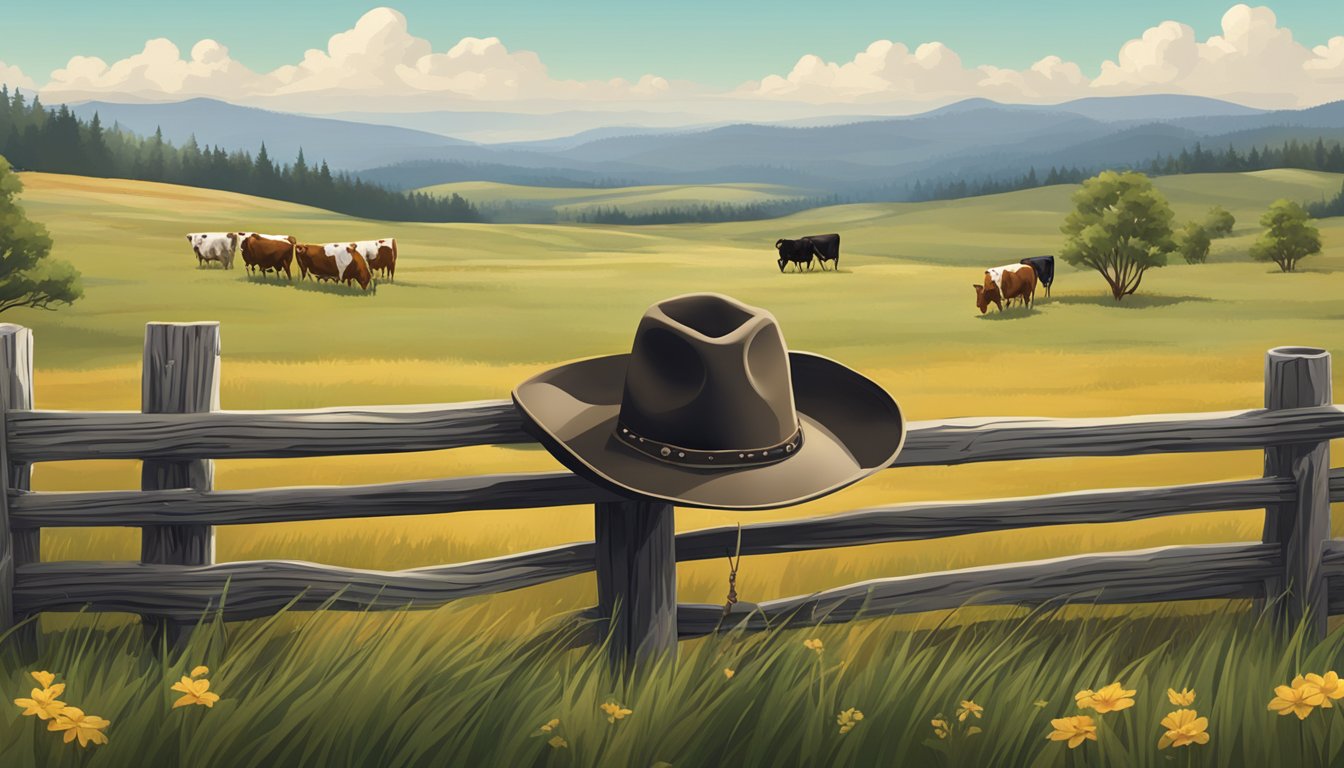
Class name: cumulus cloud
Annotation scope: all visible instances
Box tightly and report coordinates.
[0,60,36,91]
[19,3,1344,112]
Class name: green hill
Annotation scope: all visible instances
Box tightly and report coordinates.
[418,180,816,219]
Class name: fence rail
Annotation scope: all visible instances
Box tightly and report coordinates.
[0,322,1338,667]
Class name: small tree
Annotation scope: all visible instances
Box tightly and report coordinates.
[1059,170,1176,301]
[0,156,82,313]
[1204,205,1235,238]
[1250,199,1321,272]
[1177,221,1211,264]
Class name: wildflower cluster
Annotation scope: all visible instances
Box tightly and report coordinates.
[601,701,633,724]
[1157,687,1209,750]
[12,671,110,748]
[1268,671,1344,720]
[171,666,221,709]
[1049,682,1212,752]
[836,707,864,734]
[930,699,985,742]
[537,718,567,749]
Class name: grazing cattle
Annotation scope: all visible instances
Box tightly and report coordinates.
[239,233,295,279]
[776,234,841,272]
[294,243,372,290]
[352,238,397,280]
[974,263,1037,314]
[1020,255,1055,297]
[805,233,841,271]
[186,232,237,269]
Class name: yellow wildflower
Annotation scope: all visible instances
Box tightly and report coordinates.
[931,717,950,739]
[47,707,110,747]
[1048,715,1097,749]
[189,666,209,678]
[1269,676,1325,719]
[171,676,220,709]
[1157,709,1209,749]
[539,718,560,733]
[30,671,56,689]
[967,726,983,736]
[837,707,863,735]
[1033,699,1049,709]
[956,700,983,721]
[723,668,735,680]
[1306,673,1344,708]
[803,638,824,654]
[14,683,67,720]
[1077,683,1136,714]
[1167,688,1195,706]
[601,701,632,724]
[548,736,568,749]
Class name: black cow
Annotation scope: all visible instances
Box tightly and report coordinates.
[775,234,841,272]
[1020,255,1055,297]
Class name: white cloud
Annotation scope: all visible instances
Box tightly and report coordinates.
[19,3,1344,113]
[0,60,36,91]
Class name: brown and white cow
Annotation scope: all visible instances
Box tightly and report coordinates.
[351,239,397,280]
[973,263,1037,314]
[238,233,295,279]
[186,232,237,269]
[294,243,372,290]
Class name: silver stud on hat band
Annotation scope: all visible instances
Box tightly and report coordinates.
[616,422,804,468]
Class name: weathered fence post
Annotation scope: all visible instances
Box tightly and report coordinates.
[594,499,677,672]
[141,322,220,646]
[0,324,32,644]
[1262,346,1332,641]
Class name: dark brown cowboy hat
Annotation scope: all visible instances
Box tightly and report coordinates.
[512,293,905,510]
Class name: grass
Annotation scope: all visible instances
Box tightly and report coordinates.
[416,181,815,217]
[5,605,1344,766]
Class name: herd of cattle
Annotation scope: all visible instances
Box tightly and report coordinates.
[186,232,398,291]
[773,233,1056,315]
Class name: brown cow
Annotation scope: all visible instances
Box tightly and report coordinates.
[239,233,295,279]
[294,243,373,290]
[974,263,1037,314]
[352,238,397,281]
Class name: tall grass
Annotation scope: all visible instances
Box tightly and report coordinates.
[4,604,1343,767]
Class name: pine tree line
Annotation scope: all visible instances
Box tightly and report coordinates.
[906,166,1091,202]
[0,87,481,223]
[570,196,842,225]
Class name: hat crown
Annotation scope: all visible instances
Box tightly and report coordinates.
[618,294,798,456]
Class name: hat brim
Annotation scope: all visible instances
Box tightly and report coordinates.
[511,352,904,510]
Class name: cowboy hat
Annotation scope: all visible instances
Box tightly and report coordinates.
[511,293,905,510]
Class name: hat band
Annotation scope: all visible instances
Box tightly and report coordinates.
[615,421,804,468]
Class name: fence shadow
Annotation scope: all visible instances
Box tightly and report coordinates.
[1050,293,1211,309]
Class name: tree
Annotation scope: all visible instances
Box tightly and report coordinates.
[0,156,83,313]
[1250,199,1321,272]
[1204,205,1235,238]
[1059,170,1176,301]
[1176,221,1211,264]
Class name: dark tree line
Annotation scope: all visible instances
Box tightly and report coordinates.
[1308,181,1344,217]
[571,196,843,225]
[907,166,1092,202]
[0,87,481,223]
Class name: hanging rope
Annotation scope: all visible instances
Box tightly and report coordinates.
[722,523,743,618]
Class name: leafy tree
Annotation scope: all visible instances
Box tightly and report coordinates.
[1250,199,1321,272]
[1176,221,1211,264]
[0,156,82,313]
[1059,171,1176,301]
[1204,205,1235,238]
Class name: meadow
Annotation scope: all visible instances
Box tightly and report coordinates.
[2,169,1343,765]
[416,180,814,219]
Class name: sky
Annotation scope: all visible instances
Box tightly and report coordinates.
[1,1,1342,115]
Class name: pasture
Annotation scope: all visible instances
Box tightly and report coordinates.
[3,168,1344,765]
[417,180,815,218]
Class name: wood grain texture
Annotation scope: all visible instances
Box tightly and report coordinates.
[13,542,596,621]
[0,324,28,632]
[8,401,531,461]
[141,323,219,567]
[1261,347,1332,641]
[10,472,620,528]
[595,500,677,669]
[674,543,1281,638]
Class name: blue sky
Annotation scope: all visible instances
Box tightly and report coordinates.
[7,0,1342,86]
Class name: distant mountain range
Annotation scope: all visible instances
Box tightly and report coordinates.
[59,95,1344,197]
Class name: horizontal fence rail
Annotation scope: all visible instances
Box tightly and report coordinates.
[9,403,1344,465]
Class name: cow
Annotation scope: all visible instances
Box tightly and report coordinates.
[238,233,295,279]
[351,238,397,281]
[806,233,841,271]
[294,243,373,290]
[974,263,1037,314]
[775,234,842,272]
[1020,255,1055,297]
[186,232,237,269]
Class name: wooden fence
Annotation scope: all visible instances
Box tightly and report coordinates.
[0,322,1340,667]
